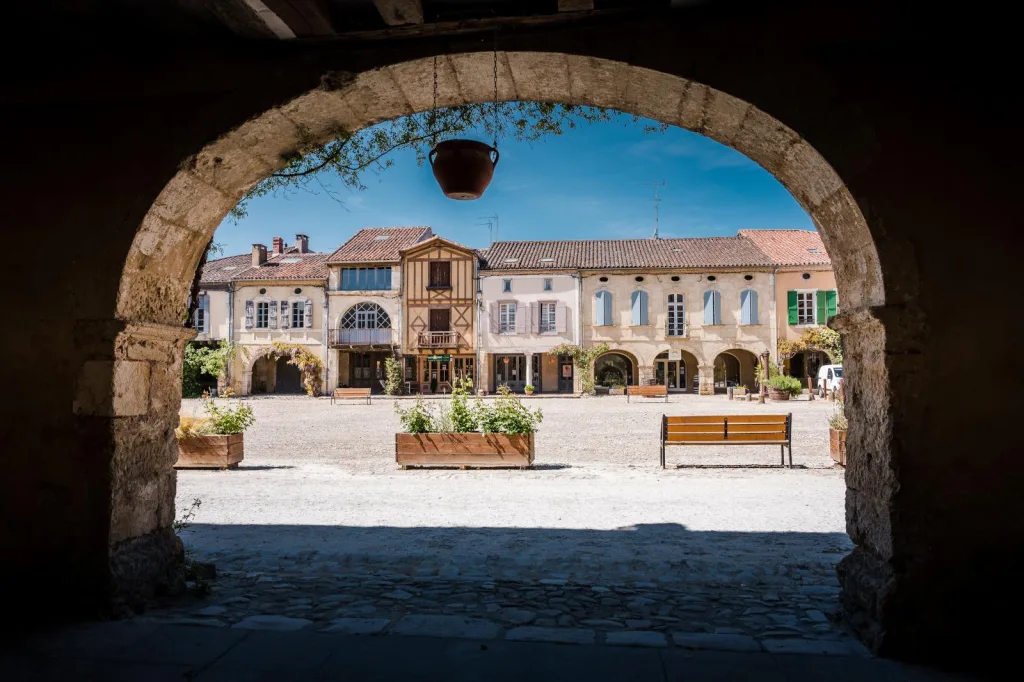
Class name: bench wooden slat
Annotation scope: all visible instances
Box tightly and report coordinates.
[332,387,372,404]
[660,413,793,468]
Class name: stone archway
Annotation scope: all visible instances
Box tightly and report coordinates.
[81,50,908,655]
[593,350,638,389]
[713,349,761,393]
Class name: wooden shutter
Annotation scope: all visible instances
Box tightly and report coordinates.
[515,303,527,334]
[640,291,649,325]
[244,300,254,330]
[741,290,759,325]
[280,301,290,329]
[529,302,538,333]
[787,291,798,325]
[268,301,278,329]
[825,290,838,320]
[704,291,714,325]
[604,291,613,326]
[595,292,606,326]
[816,290,827,325]
[555,303,567,333]
[489,302,499,333]
[304,300,313,328]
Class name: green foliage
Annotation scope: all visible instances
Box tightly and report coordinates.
[524,384,535,393]
[778,327,843,364]
[475,386,544,435]
[394,383,542,435]
[395,396,434,434]
[549,342,610,395]
[767,374,804,396]
[829,401,848,431]
[229,104,664,221]
[200,397,256,435]
[384,355,405,396]
[182,341,242,398]
[268,342,324,396]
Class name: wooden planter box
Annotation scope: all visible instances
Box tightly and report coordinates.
[396,433,534,469]
[830,428,847,466]
[608,388,625,396]
[768,388,791,401]
[175,434,244,470]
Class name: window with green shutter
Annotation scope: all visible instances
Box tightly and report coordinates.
[816,291,827,326]
[825,290,838,320]
[787,291,798,325]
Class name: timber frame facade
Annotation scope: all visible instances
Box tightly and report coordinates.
[400,236,479,394]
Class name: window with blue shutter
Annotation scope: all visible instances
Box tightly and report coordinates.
[740,290,758,325]
[631,290,648,326]
[703,290,722,325]
[595,291,613,326]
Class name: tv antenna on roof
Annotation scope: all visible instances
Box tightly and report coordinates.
[638,181,665,239]
[477,213,499,245]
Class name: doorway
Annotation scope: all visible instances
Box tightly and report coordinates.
[274,356,303,394]
[558,355,574,393]
[494,354,526,392]
[655,358,683,391]
[350,351,386,392]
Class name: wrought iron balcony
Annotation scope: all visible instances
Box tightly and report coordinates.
[417,331,466,348]
[329,328,394,347]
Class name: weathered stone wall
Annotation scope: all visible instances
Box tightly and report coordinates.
[2,2,1020,666]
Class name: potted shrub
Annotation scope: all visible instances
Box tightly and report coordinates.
[524,384,535,396]
[175,398,255,470]
[767,374,803,401]
[829,401,848,466]
[395,382,542,469]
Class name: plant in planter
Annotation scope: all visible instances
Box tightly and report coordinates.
[395,383,542,468]
[524,384,535,396]
[828,400,848,466]
[175,398,255,469]
[766,374,803,401]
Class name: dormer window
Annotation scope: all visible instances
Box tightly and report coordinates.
[503,279,512,293]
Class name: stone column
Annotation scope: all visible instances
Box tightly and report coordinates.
[637,364,654,386]
[698,365,715,395]
[525,352,533,388]
[73,319,192,610]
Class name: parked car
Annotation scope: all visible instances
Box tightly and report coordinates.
[817,364,843,396]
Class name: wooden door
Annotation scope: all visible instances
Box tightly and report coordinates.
[429,308,450,332]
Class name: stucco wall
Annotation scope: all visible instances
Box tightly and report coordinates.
[581,271,773,380]
[195,288,230,341]
[480,274,578,352]
[776,268,839,341]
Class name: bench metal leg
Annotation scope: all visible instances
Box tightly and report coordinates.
[788,444,793,468]
[781,445,785,467]
[660,441,665,469]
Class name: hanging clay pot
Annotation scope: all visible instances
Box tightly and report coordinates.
[429,139,499,200]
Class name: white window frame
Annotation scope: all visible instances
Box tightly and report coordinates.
[539,302,557,334]
[502,279,512,293]
[290,300,305,329]
[194,294,207,333]
[796,289,817,326]
[255,301,270,329]
[543,278,553,292]
[499,302,517,334]
[666,293,686,337]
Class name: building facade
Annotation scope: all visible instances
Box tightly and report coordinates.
[477,271,581,393]
[325,227,432,393]
[199,234,329,395]
[401,236,478,393]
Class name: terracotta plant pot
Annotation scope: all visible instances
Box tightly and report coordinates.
[830,428,847,466]
[768,388,791,401]
[429,139,499,200]
[396,432,534,469]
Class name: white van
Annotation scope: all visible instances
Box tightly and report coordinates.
[817,364,843,396]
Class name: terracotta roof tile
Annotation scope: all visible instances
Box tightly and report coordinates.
[199,249,329,284]
[738,229,831,266]
[481,236,774,271]
[326,227,433,263]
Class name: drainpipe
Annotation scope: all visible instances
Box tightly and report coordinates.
[322,281,329,395]
[575,272,583,346]
[475,259,483,392]
[226,282,234,386]
[769,268,778,363]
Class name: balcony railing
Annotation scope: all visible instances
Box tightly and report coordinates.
[417,331,466,348]
[329,328,395,347]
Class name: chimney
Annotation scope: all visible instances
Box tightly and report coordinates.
[272,236,285,255]
[251,243,267,267]
[295,233,309,253]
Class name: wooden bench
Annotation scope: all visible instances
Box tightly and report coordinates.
[660,414,793,468]
[331,387,371,405]
[627,384,668,402]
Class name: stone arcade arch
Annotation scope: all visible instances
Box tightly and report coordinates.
[17,11,1018,667]
[115,51,893,646]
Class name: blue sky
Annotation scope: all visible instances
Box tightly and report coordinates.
[213,112,813,256]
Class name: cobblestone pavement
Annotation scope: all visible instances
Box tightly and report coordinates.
[153,394,858,653]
